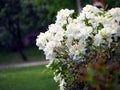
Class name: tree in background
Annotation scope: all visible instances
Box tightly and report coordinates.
[0,0,27,60]
[33,0,77,22]
[0,0,49,60]
[21,0,49,34]
[76,0,82,14]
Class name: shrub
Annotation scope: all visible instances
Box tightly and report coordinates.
[36,5,120,90]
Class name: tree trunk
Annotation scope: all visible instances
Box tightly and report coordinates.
[16,18,28,61]
[6,0,28,61]
[17,45,27,61]
[76,0,82,14]
[7,17,27,61]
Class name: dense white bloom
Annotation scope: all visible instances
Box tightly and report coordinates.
[56,9,74,26]
[36,5,120,90]
[54,30,65,41]
[48,24,57,33]
[66,22,80,39]
[107,8,120,23]
[94,33,103,46]
[82,5,100,14]
[68,17,73,24]
[94,27,115,46]
[80,26,92,39]
[100,28,112,38]
[108,8,120,17]
[44,41,56,59]
[36,33,47,49]
[85,12,95,19]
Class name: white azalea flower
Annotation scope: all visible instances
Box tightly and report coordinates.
[44,41,56,59]
[54,73,61,82]
[59,79,66,90]
[108,8,120,17]
[94,33,104,46]
[56,9,74,26]
[82,5,100,14]
[36,33,47,49]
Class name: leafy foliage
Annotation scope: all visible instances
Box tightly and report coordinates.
[33,0,77,22]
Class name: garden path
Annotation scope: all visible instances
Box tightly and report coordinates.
[0,60,49,68]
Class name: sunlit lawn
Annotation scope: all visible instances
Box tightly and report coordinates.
[0,47,45,64]
[0,65,58,90]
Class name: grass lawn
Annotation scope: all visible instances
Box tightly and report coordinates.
[0,47,45,64]
[0,65,58,90]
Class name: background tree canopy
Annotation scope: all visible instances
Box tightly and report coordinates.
[33,0,78,22]
[0,0,50,60]
[33,0,120,21]
[0,0,49,50]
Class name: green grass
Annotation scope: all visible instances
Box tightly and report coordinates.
[0,47,45,64]
[25,46,45,60]
[0,65,58,90]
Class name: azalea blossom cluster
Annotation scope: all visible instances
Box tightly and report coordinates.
[36,5,120,90]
